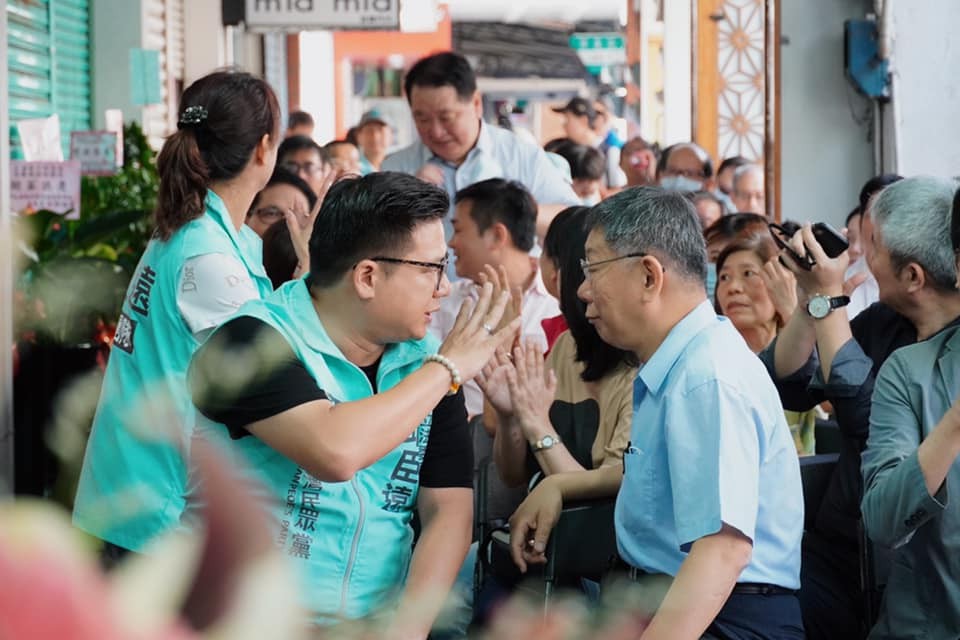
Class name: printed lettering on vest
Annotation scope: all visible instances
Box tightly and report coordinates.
[129,265,157,316]
[381,415,432,512]
[113,312,137,353]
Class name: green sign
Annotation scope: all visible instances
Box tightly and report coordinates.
[569,32,626,70]
[569,33,625,51]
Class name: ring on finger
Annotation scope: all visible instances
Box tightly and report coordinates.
[482,323,495,335]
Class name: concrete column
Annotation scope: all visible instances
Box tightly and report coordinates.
[1,2,14,494]
[662,0,692,144]
[299,31,337,144]
[184,0,227,84]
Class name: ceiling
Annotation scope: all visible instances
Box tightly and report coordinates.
[444,0,625,25]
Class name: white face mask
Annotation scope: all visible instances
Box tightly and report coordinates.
[660,175,704,192]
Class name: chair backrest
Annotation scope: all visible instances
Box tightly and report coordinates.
[471,417,526,539]
[800,453,840,531]
[545,497,618,582]
[814,418,843,454]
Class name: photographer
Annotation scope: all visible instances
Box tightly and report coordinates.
[762,177,960,638]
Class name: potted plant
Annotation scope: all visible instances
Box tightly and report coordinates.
[13,122,159,499]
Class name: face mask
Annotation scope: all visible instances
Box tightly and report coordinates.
[581,193,601,206]
[705,262,718,301]
[660,175,703,192]
[714,190,736,214]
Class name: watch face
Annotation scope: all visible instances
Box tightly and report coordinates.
[541,436,555,448]
[807,295,830,319]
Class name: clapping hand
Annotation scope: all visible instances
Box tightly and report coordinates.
[439,281,521,383]
[506,342,557,437]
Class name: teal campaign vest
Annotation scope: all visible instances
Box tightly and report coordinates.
[73,191,273,551]
[186,278,439,624]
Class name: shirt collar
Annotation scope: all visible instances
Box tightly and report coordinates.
[204,189,237,240]
[637,299,717,395]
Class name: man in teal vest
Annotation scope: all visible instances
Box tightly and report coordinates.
[188,172,519,634]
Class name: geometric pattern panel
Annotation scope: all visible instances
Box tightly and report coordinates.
[716,0,765,162]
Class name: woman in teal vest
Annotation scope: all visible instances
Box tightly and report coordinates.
[73,70,281,558]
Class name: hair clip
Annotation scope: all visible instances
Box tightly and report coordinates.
[178,105,208,128]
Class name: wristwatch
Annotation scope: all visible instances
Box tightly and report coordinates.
[531,434,561,452]
[806,294,850,319]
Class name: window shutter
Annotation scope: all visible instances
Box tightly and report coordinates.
[6,0,90,158]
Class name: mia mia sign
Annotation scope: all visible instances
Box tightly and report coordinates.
[245,0,399,30]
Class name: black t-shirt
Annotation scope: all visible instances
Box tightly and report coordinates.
[849,301,917,375]
[190,315,472,489]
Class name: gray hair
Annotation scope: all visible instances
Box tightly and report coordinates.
[871,175,958,291]
[732,163,764,194]
[587,186,707,285]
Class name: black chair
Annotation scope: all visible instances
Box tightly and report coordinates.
[800,453,839,531]
[814,418,843,455]
[485,495,617,612]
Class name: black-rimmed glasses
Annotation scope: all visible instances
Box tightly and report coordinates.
[580,252,647,280]
[371,254,449,291]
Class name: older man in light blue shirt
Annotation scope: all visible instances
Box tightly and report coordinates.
[508,187,804,639]
[382,51,578,242]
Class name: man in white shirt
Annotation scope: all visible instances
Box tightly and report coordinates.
[429,178,560,417]
[383,51,578,242]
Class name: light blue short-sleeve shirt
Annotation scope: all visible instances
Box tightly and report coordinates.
[382,120,579,239]
[616,300,802,589]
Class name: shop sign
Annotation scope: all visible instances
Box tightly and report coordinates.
[70,131,119,176]
[10,161,82,219]
[245,0,399,31]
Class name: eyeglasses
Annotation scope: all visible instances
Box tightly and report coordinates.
[371,254,449,291]
[580,252,647,280]
[251,206,286,223]
[281,161,324,176]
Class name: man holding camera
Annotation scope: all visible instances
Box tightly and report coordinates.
[763,176,960,639]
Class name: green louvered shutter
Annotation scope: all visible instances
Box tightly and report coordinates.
[51,0,91,153]
[7,0,53,158]
[6,0,90,158]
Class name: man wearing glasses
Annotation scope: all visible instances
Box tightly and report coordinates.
[508,187,804,639]
[188,172,519,634]
[277,134,333,198]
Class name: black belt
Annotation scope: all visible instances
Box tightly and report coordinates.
[625,565,797,596]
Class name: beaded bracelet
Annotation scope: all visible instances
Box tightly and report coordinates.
[424,353,462,396]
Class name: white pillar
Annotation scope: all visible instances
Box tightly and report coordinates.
[662,0,692,145]
[299,31,337,144]
[1,4,14,493]
[183,0,227,84]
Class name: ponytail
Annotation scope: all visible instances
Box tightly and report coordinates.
[154,129,210,240]
[151,70,281,241]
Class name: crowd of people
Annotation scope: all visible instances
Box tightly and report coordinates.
[68,50,960,640]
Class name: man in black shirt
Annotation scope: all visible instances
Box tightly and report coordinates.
[188,172,519,634]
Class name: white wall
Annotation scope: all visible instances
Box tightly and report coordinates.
[891,1,960,178]
[780,0,874,228]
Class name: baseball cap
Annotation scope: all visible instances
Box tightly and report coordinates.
[357,109,389,129]
[551,97,597,120]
